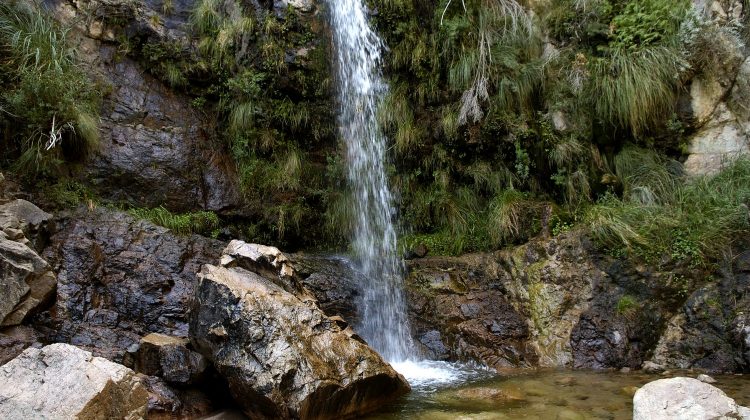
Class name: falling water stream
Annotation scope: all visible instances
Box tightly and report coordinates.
[327,0,413,363]
[327,0,489,388]
[324,3,750,418]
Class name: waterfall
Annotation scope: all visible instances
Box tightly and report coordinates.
[327,0,414,362]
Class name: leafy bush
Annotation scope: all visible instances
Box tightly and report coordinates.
[186,0,336,246]
[0,1,100,176]
[609,0,690,51]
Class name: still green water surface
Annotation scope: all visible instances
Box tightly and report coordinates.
[367,369,750,419]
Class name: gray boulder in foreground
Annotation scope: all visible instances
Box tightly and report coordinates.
[0,343,148,419]
[633,377,750,420]
[190,241,410,419]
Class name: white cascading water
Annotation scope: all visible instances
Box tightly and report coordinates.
[327,0,413,363]
[327,0,492,387]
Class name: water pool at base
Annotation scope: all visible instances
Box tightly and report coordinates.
[369,366,750,419]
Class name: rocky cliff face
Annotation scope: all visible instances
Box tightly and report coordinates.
[46,0,241,213]
[682,0,750,175]
[298,232,750,373]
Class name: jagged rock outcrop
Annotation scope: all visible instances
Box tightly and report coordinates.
[0,343,148,419]
[38,206,224,362]
[0,199,54,251]
[189,241,410,419]
[633,377,750,419]
[293,255,363,326]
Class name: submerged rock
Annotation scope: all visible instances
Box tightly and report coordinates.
[190,241,410,419]
[697,373,717,384]
[633,377,750,420]
[0,343,148,419]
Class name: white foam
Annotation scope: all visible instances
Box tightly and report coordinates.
[391,360,493,390]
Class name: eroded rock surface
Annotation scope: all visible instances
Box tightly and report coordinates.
[298,233,748,372]
[0,343,148,419]
[39,207,224,362]
[190,241,409,419]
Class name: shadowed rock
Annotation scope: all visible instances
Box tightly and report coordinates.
[134,333,207,385]
[39,207,224,362]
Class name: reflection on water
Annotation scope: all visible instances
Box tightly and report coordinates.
[368,368,750,419]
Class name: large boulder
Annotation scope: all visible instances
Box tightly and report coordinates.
[39,207,224,362]
[0,343,148,419]
[633,377,750,419]
[189,241,410,419]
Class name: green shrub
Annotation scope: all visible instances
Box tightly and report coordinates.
[0,1,100,176]
[616,294,639,316]
[609,0,690,51]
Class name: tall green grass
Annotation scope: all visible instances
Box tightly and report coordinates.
[587,150,750,266]
[0,1,100,175]
[128,206,221,236]
[587,46,686,135]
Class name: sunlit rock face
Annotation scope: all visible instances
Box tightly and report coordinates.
[0,343,148,419]
[682,0,750,176]
[189,241,410,419]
